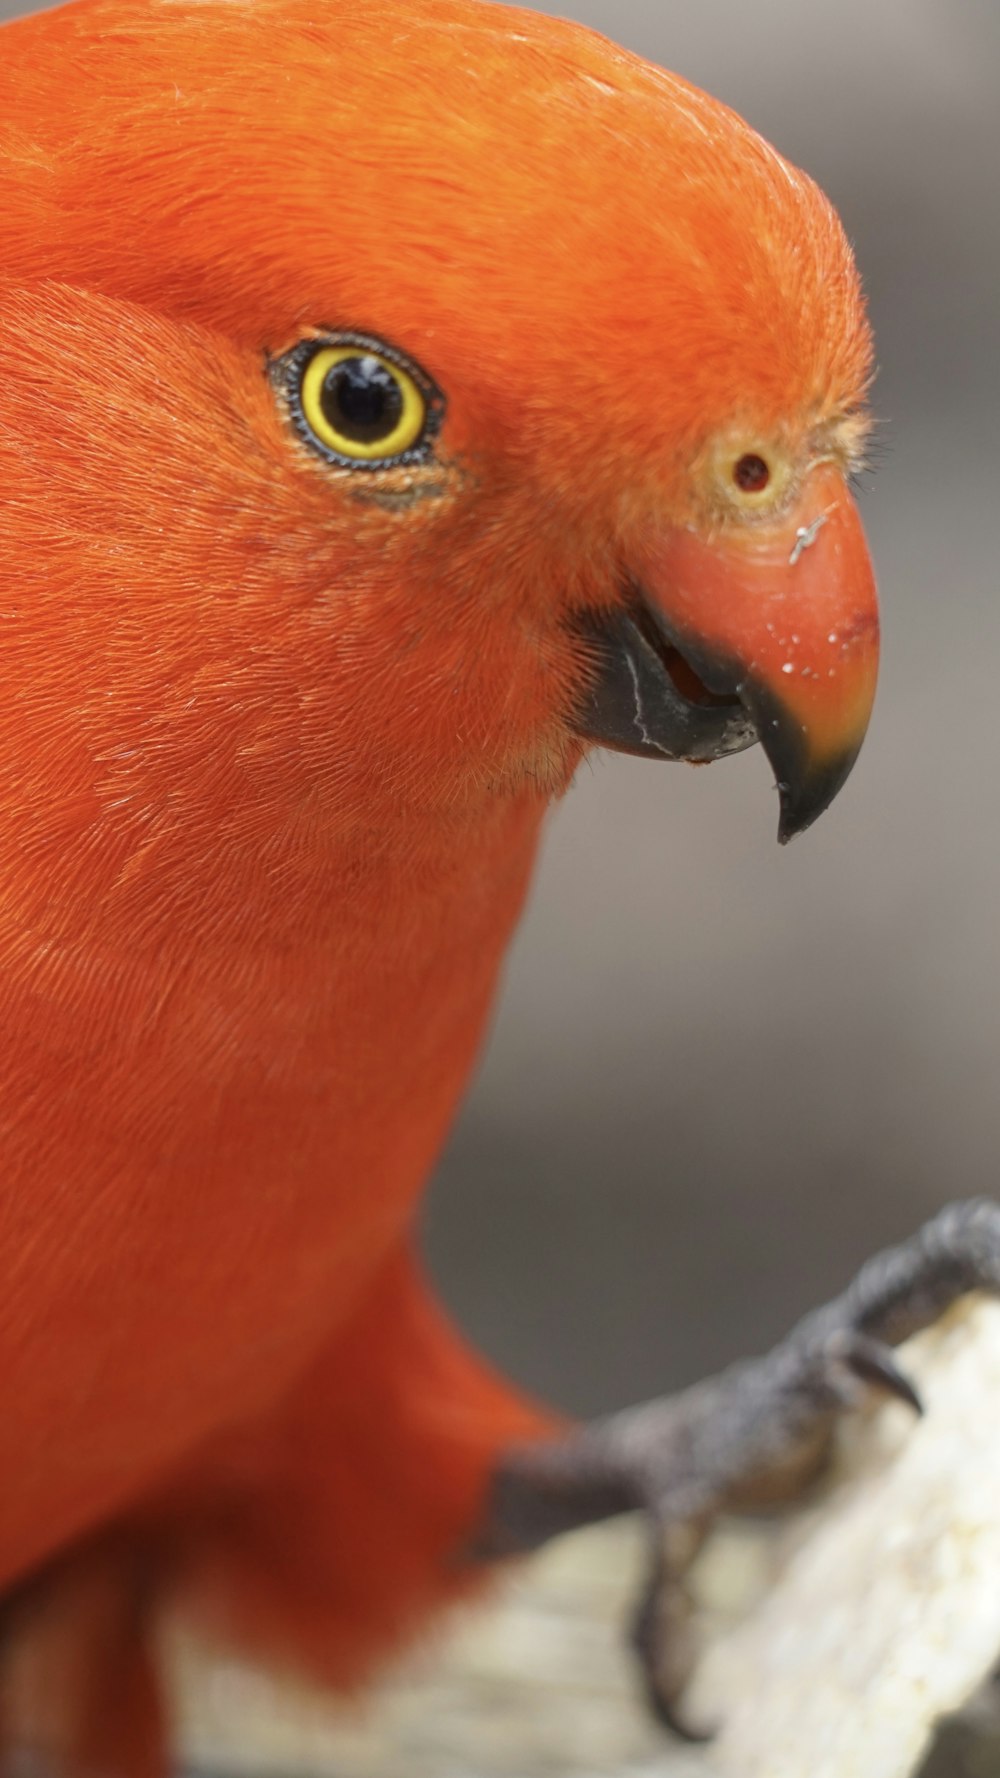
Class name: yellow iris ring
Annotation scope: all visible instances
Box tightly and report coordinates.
[299,345,427,463]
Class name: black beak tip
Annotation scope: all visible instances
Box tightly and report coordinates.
[774,747,864,845]
[777,797,811,846]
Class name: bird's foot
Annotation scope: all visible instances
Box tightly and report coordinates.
[477,1198,1000,1738]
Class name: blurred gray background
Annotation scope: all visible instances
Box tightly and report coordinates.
[5,0,998,1419]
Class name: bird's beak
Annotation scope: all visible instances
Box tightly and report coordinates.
[573,464,879,842]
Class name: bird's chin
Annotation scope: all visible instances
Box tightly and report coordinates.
[569,593,758,765]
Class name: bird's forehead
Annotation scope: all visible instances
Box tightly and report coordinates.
[274,61,866,440]
[34,0,871,445]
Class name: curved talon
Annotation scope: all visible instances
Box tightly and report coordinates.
[628,1517,717,1744]
[840,1333,924,1414]
[643,1673,716,1745]
[631,1568,715,1745]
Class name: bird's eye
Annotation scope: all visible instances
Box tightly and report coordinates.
[733,452,771,493]
[284,335,442,468]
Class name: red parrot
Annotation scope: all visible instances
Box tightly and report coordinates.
[2,0,998,1771]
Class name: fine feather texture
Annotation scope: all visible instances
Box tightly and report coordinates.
[0,1,873,1770]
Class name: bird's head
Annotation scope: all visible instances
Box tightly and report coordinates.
[4,0,877,851]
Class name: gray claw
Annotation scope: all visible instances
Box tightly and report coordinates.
[628,1517,717,1743]
[840,1333,925,1415]
[632,1563,714,1743]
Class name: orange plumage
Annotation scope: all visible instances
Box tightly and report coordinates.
[0,1,877,1769]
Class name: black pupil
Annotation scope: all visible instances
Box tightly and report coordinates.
[734,452,770,492]
[319,355,404,446]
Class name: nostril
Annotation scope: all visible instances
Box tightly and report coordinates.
[734,452,771,492]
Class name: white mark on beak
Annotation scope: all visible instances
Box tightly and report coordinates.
[624,649,671,756]
[788,511,829,567]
